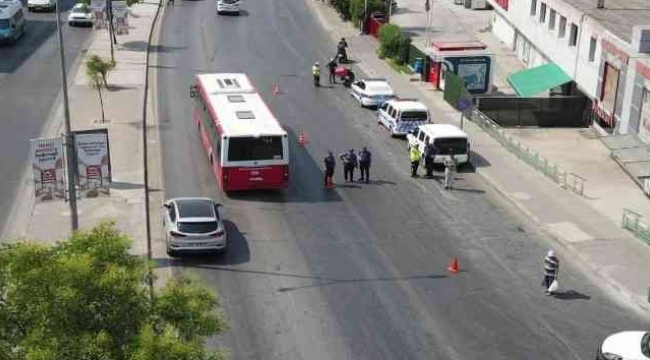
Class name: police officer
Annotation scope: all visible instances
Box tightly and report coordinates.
[543,250,560,296]
[358,147,371,183]
[443,149,457,189]
[324,151,336,187]
[409,145,422,177]
[424,140,437,179]
[327,58,337,84]
[339,149,358,182]
[312,62,321,87]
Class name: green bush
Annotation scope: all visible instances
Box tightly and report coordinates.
[396,35,411,65]
[349,0,385,26]
[378,23,402,59]
[331,0,351,20]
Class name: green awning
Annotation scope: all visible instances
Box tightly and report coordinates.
[507,63,572,97]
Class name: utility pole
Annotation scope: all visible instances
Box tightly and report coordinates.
[363,0,368,34]
[54,0,79,231]
[388,0,392,22]
[424,0,431,51]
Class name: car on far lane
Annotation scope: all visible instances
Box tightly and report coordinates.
[597,331,650,360]
[163,197,227,256]
[27,0,55,12]
[68,3,94,27]
[217,0,240,15]
[350,78,396,108]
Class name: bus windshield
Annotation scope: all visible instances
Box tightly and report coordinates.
[0,19,10,29]
[228,136,284,162]
[434,137,468,155]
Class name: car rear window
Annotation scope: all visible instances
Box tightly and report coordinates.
[401,110,427,121]
[177,199,214,218]
[433,137,468,154]
[178,222,219,234]
[227,136,284,162]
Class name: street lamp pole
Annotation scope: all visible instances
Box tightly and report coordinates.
[54,0,79,231]
[363,0,368,34]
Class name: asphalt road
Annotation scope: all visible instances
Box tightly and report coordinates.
[155,0,649,359]
[0,2,92,233]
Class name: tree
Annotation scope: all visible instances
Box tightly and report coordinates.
[86,55,115,123]
[0,222,228,360]
[378,23,403,58]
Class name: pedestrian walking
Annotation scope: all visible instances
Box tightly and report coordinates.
[542,250,560,296]
[339,149,358,182]
[327,58,337,84]
[443,150,457,189]
[168,0,174,6]
[424,140,437,179]
[324,151,336,187]
[358,147,371,183]
[409,145,422,177]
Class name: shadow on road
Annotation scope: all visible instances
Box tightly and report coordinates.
[0,19,55,73]
[120,40,186,52]
[553,290,591,301]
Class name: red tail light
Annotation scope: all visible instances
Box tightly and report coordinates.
[170,231,186,238]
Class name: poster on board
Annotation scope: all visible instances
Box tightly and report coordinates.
[111,1,129,35]
[74,129,111,198]
[91,0,106,29]
[30,137,66,202]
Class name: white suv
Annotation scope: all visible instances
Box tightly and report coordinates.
[163,197,227,256]
[27,0,55,11]
[377,98,430,136]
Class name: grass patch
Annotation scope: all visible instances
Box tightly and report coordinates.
[386,58,413,75]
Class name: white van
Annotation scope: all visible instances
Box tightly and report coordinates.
[406,124,471,165]
[0,0,25,44]
[216,0,239,14]
[377,98,430,136]
[27,0,55,11]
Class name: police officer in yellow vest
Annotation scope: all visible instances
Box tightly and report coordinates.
[312,61,321,87]
[409,145,422,177]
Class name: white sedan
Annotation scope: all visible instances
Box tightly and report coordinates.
[68,3,94,27]
[597,331,650,360]
[350,78,396,107]
[163,197,227,256]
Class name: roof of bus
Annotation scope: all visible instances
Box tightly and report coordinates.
[419,124,468,138]
[207,91,286,137]
[0,0,23,19]
[196,73,256,95]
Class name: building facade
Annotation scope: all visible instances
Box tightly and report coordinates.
[486,0,650,138]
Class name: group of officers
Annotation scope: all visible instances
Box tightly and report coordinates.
[322,142,457,190]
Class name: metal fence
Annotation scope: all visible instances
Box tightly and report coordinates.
[621,209,650,245]
[475,96,592,128]
[467,109,587,196]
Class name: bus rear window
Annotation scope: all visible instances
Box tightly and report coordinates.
[401,110,427,121]
[434,137,468,154]
[228,136,284,162]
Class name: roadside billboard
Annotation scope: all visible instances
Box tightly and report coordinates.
[30,137,66,202]
[91,0,106,29]
[111,0,128,35]
[74,129,112,198]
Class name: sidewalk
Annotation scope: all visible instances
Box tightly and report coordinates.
[0,1,161,257]
[308,0,650,313]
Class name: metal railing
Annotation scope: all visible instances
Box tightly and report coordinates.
[622,209,650,245]
[467,109,587,197]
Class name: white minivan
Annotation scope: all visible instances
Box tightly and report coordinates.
[377,98,430,136]
[217,0,240,14]
[0,0,25,44]
[406,124,471,165]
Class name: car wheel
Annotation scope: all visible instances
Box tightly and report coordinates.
[166,246,176,257]
[377,116,382,124]
[390,126,396,138]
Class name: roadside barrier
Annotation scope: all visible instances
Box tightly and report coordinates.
[621,209,650,245]
[467,109,587,197]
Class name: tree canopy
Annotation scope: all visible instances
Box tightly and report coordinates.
[0,222,228,360]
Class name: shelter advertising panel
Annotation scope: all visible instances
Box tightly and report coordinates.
[74,129,111,197]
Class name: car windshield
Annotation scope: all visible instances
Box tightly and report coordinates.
[0,19,9,29]
[178,221,219,234]
[642,333,650,357]
[401,110,427,121]
[227,136,284,162]
[434,137,468,155]
[72,7,89,13]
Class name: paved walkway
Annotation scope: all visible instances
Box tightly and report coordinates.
[0,1,160,257]
[308,0,650,314]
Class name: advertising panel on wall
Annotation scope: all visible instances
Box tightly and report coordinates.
[30,137,66,202]
[74,129,112,198]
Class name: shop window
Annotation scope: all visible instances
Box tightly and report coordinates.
[558,16,566,38]
[589,36,597,62]
[569,23,578,46]
[530,0,537,16]
[549,9,556,30]
[539,3,546,22]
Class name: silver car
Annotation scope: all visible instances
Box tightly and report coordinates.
[163,197,227,256]
[68,3,94,27]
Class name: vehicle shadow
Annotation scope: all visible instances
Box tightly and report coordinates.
[552,290,591,301]
[226,128,345,203]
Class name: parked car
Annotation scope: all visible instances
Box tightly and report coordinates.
[163,197,227,256]
[350,78,396,107]
[0,0,26,44]
[68,3,94,27]
[406,124,471,166]
[377,98,430,136]
[217,0,240,15]
[27,0,55,12]
[596,331,650,360]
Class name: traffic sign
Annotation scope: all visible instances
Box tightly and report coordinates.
[458,97,472,111]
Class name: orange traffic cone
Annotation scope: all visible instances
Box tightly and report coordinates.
[448,257,460,274]
[273,84,280,95]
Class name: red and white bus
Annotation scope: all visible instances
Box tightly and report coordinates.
[190,73,290,191]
